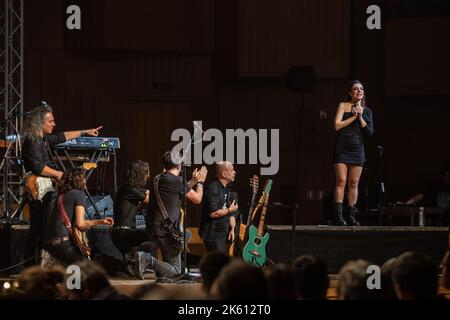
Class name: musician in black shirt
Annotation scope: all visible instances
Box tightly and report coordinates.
[134,151,207,280]
[199,161,239,253]
[112,160,152,273]
[21,103,102,265]
[42,168,113,265]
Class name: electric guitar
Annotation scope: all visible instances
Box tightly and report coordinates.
[242,179,273,267]
[228,175,259,256]
[73,226,92,258]
[57,193,92,259]
[24,162,97,201]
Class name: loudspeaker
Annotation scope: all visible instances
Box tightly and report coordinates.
[284,66,315,92]
[0,225,28,275]
[85,195,114,219]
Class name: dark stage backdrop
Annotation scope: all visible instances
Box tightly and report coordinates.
[22,0,450,226]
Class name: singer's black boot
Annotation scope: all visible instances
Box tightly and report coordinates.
[345,206,360,226]
[333,203,347,226]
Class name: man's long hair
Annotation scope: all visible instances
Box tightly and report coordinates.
[22,105,53,141]
[124,160,150,189]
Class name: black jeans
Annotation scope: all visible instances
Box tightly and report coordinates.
[148,233,182,278]
[45,240,87,265]
[24,192,57,266]
[111,228,152,259]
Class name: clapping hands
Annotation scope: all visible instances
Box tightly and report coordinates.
[193,166,208,183]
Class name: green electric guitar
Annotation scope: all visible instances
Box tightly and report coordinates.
[242,179,273,267]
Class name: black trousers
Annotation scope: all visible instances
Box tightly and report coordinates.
[45,240,87,265]
[24,192,57,266]
[203,234,229,253]
[111,228,152,260]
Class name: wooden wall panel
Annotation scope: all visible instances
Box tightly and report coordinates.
[384,17,450,96]
[64,0,214,52]
[239,0,350,77]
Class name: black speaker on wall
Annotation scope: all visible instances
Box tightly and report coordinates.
[284,66,315,92]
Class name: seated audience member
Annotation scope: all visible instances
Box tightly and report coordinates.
[392,251,438,300]
[69,260,130,300]
[199,251,232,295]
[264,263,297,300]
[293,255,329,300]
[337,259,382,300]
[211,260,267,300]
[381,257,398,300]
[13,266,66,300]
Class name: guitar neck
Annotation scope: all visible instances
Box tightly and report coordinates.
[246,192,258,226]
[257,193,270,236]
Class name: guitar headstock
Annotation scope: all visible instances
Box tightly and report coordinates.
[249,175,259,194]
[82,162,97,171]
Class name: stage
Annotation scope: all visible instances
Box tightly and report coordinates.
[267,225,449,273]
[1,224,448,277]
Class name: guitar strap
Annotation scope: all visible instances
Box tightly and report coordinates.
[57,194,91,256]
[153,174,182,239]
[44,137,59,170]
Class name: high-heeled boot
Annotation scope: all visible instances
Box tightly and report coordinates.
[345,205,360,226]
[333,203,347,226]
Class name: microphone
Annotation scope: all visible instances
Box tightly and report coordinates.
[18,111,33,117]
[377,146,384,156]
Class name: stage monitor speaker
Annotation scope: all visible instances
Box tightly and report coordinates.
[0,225,28,276]
[285,66,315,92]
[85,195,114,219]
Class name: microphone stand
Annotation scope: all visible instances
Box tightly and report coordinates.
[180,161,188,278]
[377,146,385,223]
[270,202,300,264]
[174,121,203,283]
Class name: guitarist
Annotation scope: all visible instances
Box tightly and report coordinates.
[199,161,239,253]
[42,168,114,265]
[21,103,102,266]
[134,151,207,280]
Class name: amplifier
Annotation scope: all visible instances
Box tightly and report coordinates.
[85,195,114,219]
